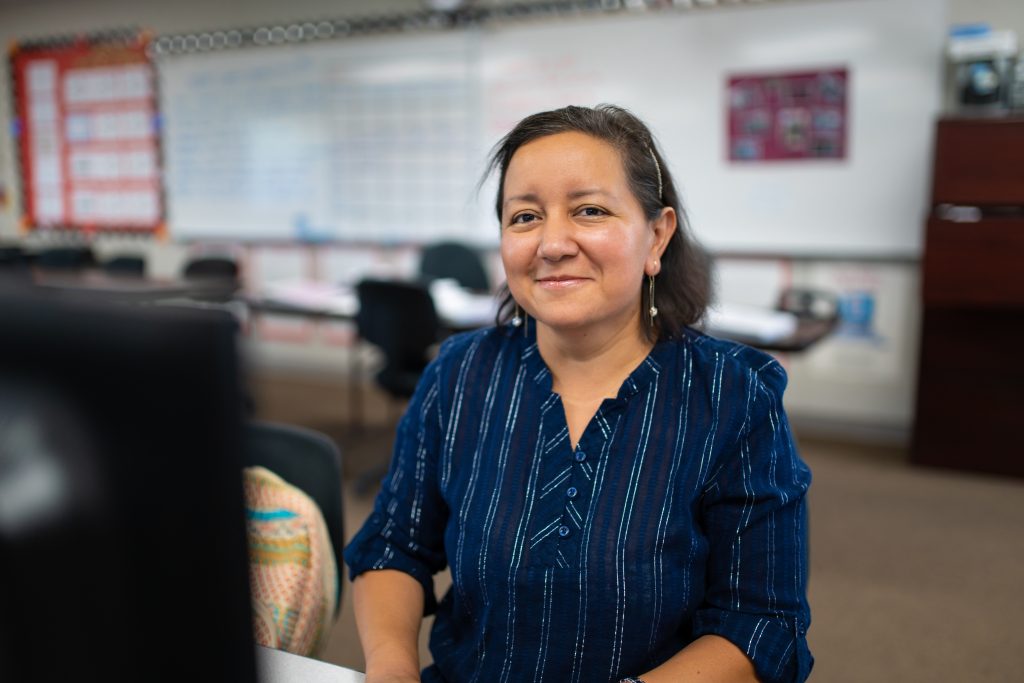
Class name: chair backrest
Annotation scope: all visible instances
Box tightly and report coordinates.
[356,279,440,399]
[34,246,96,270]
[183,256,239,281]
[419,241,490,292]
[103,254,146,277]
[0,246,30,281]
[0,245,25,265]
[243,420,344,612]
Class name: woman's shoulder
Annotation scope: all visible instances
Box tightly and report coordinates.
[421,325,531,403]
[436,324,519,359]
[672,327,788,392]
[431,325,526,377]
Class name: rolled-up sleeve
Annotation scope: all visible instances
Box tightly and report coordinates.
[343,354,450,615]
[693,360,813,683]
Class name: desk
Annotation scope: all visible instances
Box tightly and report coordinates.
[702,303,837,353]
[257,645,364,682]
[248,279,497,331]
[247,279,498,428]
[32,269,238,302]
[705,317,838,353]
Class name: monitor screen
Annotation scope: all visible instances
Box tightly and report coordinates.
[0,286,257,682]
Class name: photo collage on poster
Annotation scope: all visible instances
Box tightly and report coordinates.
[728,68,848,162]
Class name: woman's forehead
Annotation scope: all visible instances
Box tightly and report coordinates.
[505,132,626,188]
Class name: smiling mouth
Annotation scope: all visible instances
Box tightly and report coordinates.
[536,276,587,288]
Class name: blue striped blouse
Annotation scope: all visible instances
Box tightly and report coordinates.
[344,324,812,683]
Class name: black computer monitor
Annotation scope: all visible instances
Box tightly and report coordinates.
[0,287,256,682]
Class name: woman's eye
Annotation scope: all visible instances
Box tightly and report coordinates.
[510,213,538,226]
[578,206,607,217]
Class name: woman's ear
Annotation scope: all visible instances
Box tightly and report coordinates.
[648,207,677,270]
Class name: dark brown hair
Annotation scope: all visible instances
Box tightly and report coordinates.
[484,104,712,342]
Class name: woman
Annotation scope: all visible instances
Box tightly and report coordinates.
[344,105,812,683]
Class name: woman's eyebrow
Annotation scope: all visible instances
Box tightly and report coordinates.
[503,193,540,208]
[567,188,612,200]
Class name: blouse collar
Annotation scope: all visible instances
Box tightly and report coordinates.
[513,323,674,402]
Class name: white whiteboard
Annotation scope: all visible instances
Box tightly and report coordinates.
[160,31,485,243]
[159,0,947,256]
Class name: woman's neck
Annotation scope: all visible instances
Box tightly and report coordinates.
[537,316,654,402]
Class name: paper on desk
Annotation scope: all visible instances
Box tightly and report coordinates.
[261,280,358,317]
[704,303,798,343]
[429,279,500,327]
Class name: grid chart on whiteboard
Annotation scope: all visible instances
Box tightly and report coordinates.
[328,79,477,243]
[163,52,330,238]
[161,44,481,242]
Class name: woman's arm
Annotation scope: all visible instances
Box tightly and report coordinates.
[637,634,759,683]
[345,349,455,682]
[682,359,812,683]
[353,569,425,683]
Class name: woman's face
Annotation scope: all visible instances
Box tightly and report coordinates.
[500,131,675,341]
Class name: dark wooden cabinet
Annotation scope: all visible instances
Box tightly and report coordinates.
[921,215,1024,307]
[930,118,1024,205]
[911,118,1024,477]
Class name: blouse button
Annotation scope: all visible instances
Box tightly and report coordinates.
[566,486,578,499]
[574,450,586,463]
[558,525,571,538]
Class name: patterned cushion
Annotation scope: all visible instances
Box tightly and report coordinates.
[244,466,338,657]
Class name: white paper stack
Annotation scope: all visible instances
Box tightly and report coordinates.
[429,279,500,328]
[261,280,358,317]
[704,303,798,344]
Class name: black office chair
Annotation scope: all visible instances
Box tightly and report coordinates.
[182,256,240,301]
[34,245,96,270]
[354,279,441,493]
[0,246,30,281]
[0,245,24,264]
[356,278,441,401]
[243,420,344,613]
[183,255,239,281]
[103,254,146,277]
[419,241,491,293]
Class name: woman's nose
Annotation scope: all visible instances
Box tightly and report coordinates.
[537,214,579,261]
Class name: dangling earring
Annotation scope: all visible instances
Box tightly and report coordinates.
[512,303,528,337]
[648,275,658,324]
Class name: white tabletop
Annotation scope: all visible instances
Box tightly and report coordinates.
[256,645,365,682]
[256,278,499,328]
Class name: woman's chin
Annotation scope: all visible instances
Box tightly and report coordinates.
[533,313,616,336]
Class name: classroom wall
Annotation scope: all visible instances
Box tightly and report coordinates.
[1,0,1019,442]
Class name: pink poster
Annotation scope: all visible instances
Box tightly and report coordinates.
[727,68,848,162]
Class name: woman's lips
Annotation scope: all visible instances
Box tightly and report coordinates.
[536,276,587,289]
